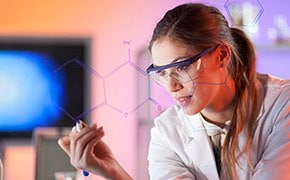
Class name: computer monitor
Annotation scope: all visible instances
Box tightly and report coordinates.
[0,36,91,139]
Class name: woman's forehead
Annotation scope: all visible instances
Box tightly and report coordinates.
[151,38,195,66]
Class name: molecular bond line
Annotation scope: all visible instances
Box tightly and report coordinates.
[54,41,161,120]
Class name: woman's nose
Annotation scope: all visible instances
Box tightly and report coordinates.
[165,76,182,93]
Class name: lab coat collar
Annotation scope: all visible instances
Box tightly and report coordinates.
[181,113,205,138]
[181,113,220,180]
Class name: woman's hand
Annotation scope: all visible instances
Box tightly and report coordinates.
[58,121,132,179]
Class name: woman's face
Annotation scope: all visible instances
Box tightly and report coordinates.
[150,37,235,115]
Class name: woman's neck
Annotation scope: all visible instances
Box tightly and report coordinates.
[200,73,236,127]
[200,109,233,128]
[201,92,236,127]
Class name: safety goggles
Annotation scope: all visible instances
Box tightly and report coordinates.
[146,45,218,85]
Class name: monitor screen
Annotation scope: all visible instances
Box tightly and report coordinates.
[0,36,91,138]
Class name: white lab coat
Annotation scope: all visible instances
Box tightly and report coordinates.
[148,74,290,180]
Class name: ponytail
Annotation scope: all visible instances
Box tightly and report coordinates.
[221,27,259,178]
[230,27,256,84]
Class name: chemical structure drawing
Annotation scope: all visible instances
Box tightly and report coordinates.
[104,41,161,117]
[224,0,264,27]
[53,40,161,121]
[53,58,105,122]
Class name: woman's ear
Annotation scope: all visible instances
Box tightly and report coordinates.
[217,44,230,68]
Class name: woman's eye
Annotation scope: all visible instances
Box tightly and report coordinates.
[156,70,167,77]
[176,65,189,72]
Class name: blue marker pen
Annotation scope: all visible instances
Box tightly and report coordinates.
[76,122,90,177]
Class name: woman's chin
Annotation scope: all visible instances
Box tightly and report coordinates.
[181,104,200,115]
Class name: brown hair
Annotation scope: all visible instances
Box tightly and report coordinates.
[149,3,259,178]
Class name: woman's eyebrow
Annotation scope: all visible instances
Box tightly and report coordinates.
[153,55,192,67]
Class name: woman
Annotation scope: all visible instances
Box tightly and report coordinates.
[58,3,290,179]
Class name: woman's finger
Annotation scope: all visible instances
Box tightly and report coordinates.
[70,126,100,167]
[58,135,71,155]
[81,127,105,172]
[79,120,90,128]
[82,127,105,160]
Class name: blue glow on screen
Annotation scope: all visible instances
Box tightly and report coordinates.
[0,51,64,131]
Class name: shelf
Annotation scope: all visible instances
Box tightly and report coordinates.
[255,43,290,52]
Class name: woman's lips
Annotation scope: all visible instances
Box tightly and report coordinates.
[176,96,192,107]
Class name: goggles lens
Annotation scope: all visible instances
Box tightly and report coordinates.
[148,59,205,85]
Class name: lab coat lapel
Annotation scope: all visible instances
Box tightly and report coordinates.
[182,114,220,180]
